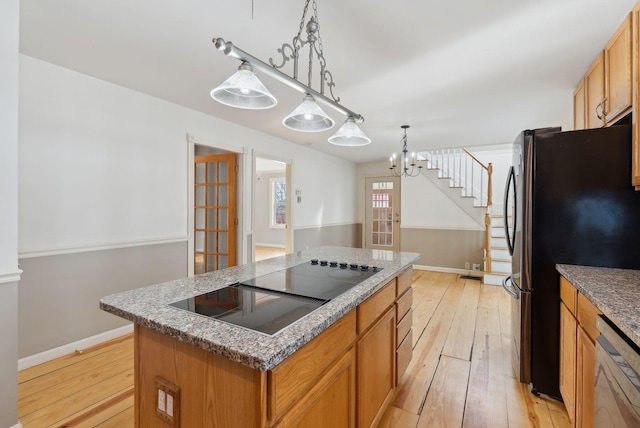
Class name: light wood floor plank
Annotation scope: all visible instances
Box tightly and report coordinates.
[441,280,481,361]
[18,334,133,384]
[462,306,508,428]
[378,405,419,428]
[75,394,134,428]
[417,355,471,428]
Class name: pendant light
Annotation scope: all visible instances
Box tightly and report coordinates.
[211,61,277,109]
[210,0,370,145]
[283,94,335,132]
[328,117,371,146]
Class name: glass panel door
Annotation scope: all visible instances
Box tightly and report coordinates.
[365,177,400,251]
[194,154,237,273]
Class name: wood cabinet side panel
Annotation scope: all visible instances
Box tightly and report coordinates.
[268,310,356,422]
[574,79,587,131]
[559,302,577,425]
[633,9,640,187]
[357,307,396,428]
[136,326,266,428]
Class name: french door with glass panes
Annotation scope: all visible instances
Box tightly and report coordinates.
[194,154,237,274]
[365,177,400,251]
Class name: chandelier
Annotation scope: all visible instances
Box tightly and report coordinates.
[210,0,371,146]
[389,125,423,177]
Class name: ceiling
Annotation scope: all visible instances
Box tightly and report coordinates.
[19,0,637,164]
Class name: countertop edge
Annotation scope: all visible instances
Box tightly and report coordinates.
[556,263,640,349]
[100,247,420,371]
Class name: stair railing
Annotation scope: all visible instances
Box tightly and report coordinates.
[422,147,494,272]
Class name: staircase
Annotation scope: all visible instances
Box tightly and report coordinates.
[421,147,507,285]
[483,215,511,286]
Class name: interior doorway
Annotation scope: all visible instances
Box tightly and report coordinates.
[364,176,401,251]
[254,156,290,261]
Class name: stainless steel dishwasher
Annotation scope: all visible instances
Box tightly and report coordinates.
[594,315,640,427]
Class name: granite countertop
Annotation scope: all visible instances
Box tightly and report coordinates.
[556,264,640,348]
[100,246,419,371]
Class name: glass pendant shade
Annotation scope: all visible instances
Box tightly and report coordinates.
[283,95,335,132]
[328,117,371,146]
[210,62,277,110]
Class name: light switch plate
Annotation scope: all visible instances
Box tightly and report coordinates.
[155,376,180,427]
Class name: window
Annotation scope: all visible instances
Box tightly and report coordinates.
[270,177,286,228]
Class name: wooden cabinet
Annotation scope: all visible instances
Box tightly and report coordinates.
[135,267,414,427]
[559,276,601,428]
[573,79,586,130]
[632,6,640,188]
[585,51,606,129]
[357,307,396,428]
[579,14,632,129]
[560,301,577,424]
[605,13,633,123]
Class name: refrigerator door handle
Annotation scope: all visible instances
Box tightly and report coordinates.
[502,275,518,299]
[504,166,517,256]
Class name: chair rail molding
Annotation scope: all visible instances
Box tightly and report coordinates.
[0,267,22,285]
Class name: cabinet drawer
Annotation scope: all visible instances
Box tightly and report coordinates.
[396,268,413,297]
[269,310,356,421]
[396,287,413,322]
[396,308,412,348]
[560,276,577,315]
[396,329,413,383]
[357,280,395,334]
[577,293,601,342]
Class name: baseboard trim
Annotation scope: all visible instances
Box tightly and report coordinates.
[255,243,286,248]
[413,264,482,276]
[18,324,134,371]
[10,423,23,428]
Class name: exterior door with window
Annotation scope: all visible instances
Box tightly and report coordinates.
[194,154,237,273]
[365,177,400,251]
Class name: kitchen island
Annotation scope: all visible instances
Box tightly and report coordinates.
[100,246,419,427]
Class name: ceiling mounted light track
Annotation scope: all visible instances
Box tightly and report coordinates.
[390,125,423,177]
[210,0,369,144]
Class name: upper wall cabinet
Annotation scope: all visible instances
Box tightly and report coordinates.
[576,13,632,129]
[605,13,633,124]
[585,51,606,129]
[573,79,586,131]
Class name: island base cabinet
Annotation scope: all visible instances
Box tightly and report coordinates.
[135,325,267,428]
[559,301,577,425]
[357,307,396,428]
[576,327,596,428]
[274,348,356,428]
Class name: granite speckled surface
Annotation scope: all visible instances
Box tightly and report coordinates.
[100,246,419,371]
[556,264,640,348]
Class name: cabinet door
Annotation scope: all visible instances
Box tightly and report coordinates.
[573,79,586,131]
[559,302,577,425]
[605,13,632,124]
[357,307,396,428]
[275,348,356,428]
[586,51,606,129]
[576,327,597,428]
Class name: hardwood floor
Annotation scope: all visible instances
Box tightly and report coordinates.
[255,245,285,261]
[18,271,570,427]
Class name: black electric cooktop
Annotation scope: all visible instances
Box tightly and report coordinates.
[169,260,382,335]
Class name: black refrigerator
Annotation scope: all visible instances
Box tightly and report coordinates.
[502,123,640,399]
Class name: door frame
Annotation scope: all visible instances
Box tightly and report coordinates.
[187,133,245,276]
[364,176,401,251]
[253,152,293,260]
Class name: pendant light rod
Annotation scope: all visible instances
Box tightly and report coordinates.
[213,37,364,123]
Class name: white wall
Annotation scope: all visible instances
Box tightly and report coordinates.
[0,0,20,426]
[19,55,359,257]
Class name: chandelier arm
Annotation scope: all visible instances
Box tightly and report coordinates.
[213,38,364,123]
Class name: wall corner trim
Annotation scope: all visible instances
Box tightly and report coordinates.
[18,324,134,371]
[0,267,22,285]
[10,423,23,428]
